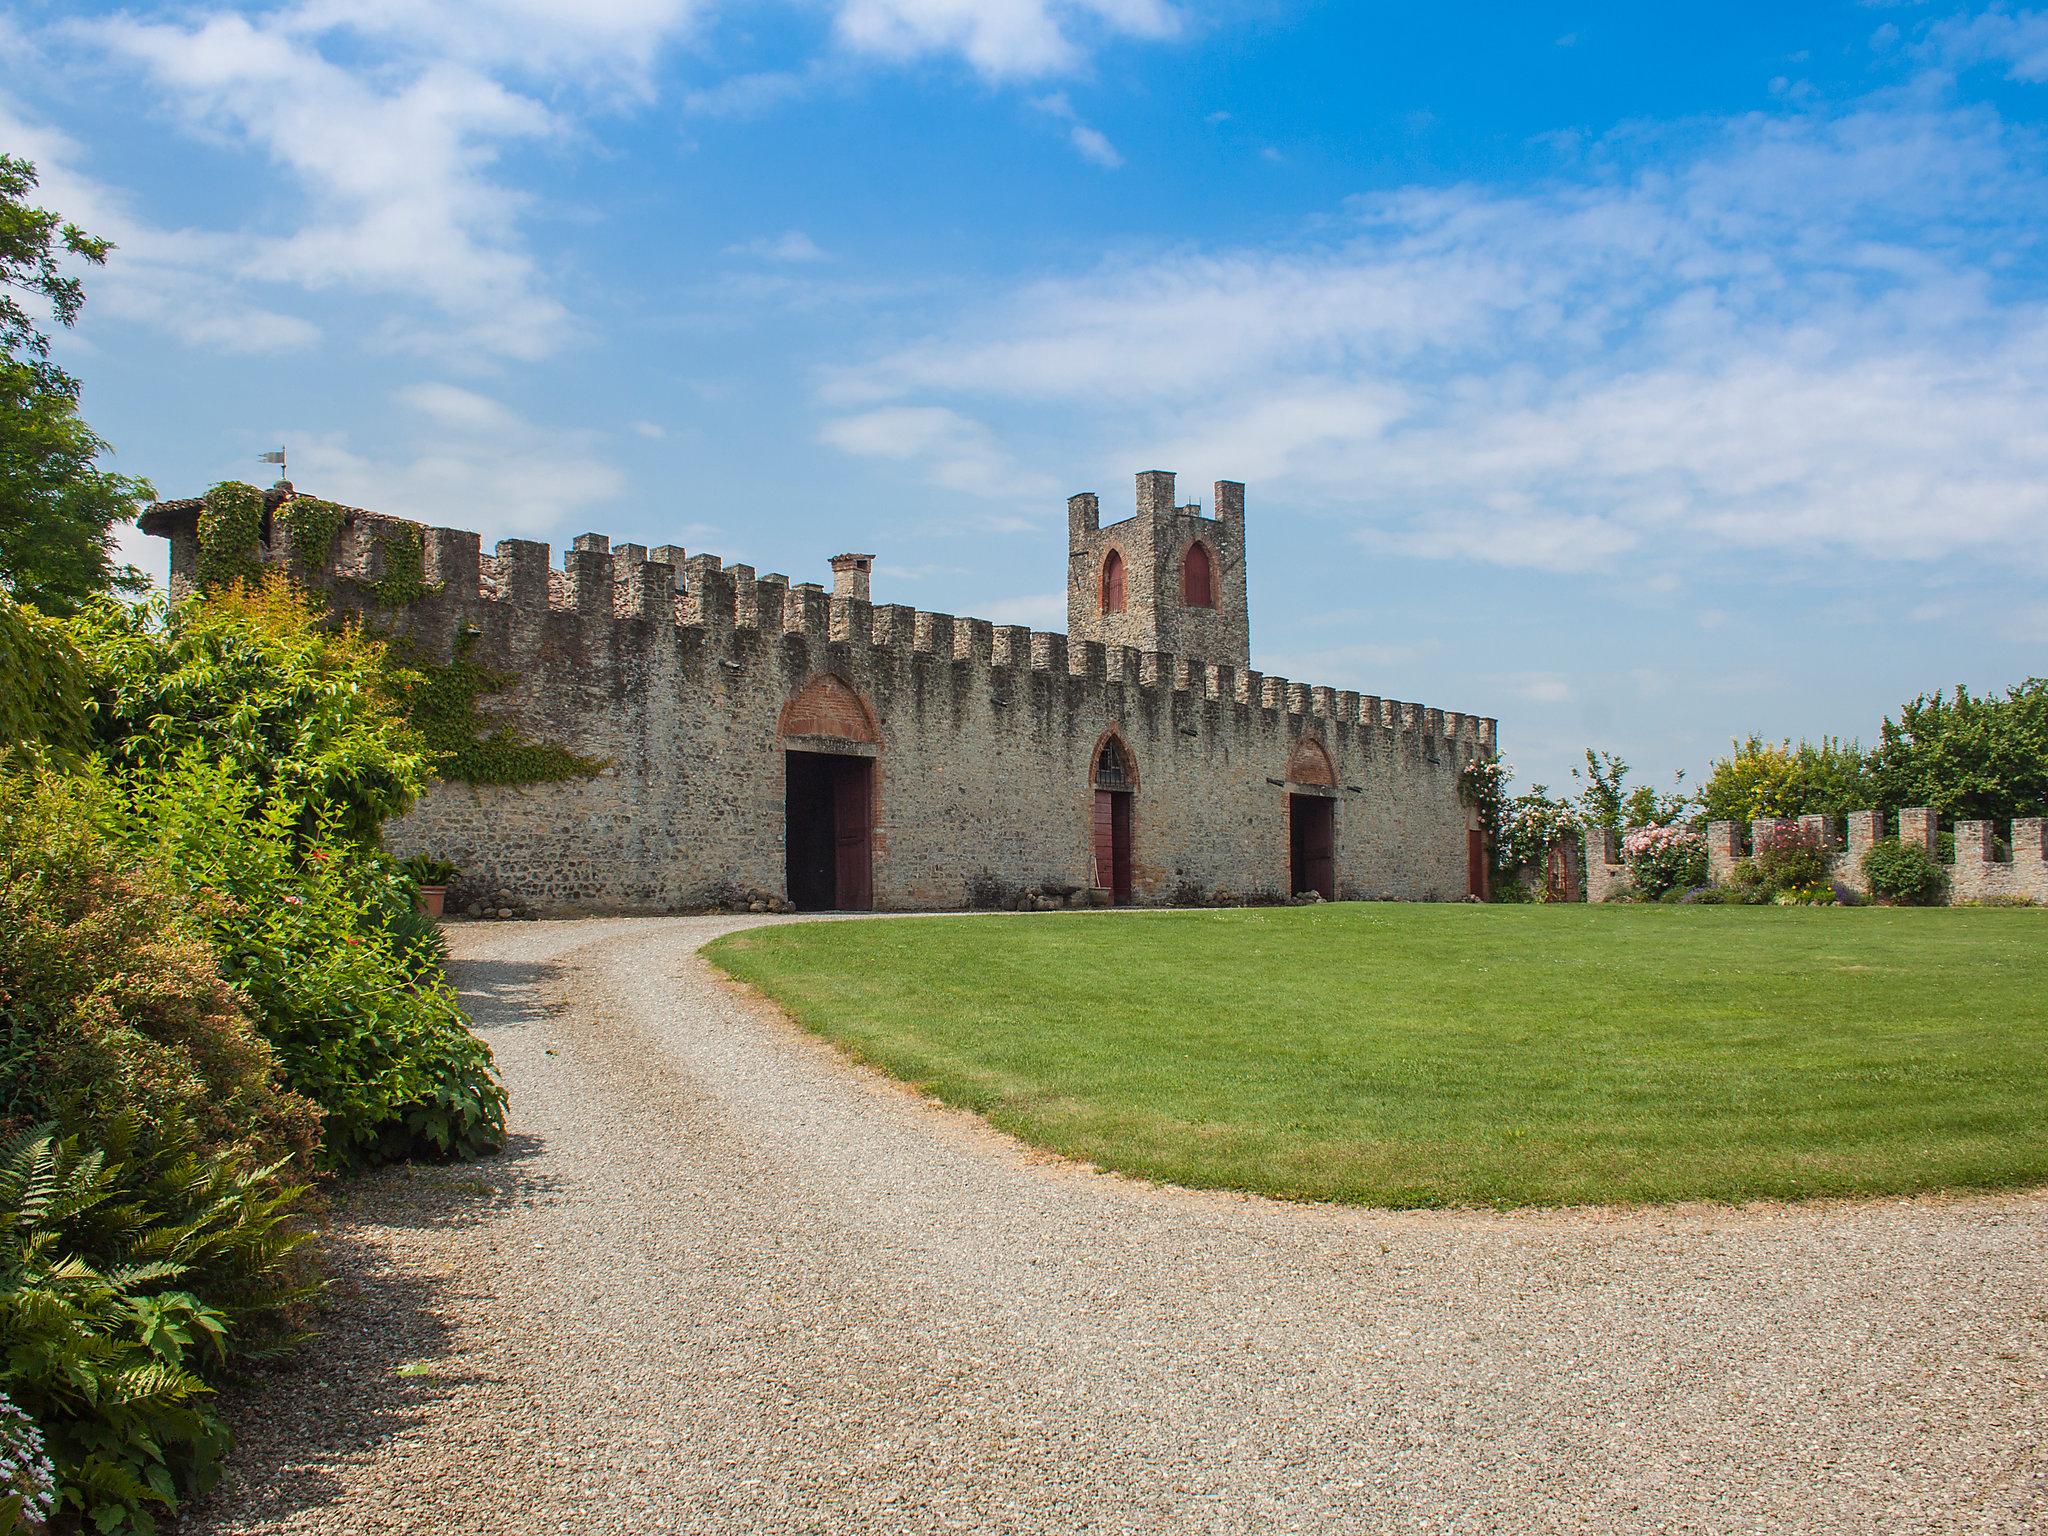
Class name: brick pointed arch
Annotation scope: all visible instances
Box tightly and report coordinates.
[778,673,879,744]
[1089,726,1139,789]
[1286,735,1336,787]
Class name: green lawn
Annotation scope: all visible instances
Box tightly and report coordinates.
[704,904,2048,1209]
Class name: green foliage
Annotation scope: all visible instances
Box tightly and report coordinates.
[1497,784,1582,884]
[0,592,88,764]
[66,577,432,845]
[1867,680,2048,823]
[1727,822,1834,904]
[112,757,505,1166]
[0,1119,313,1535]
[401,854,459,887]
[363,525,433,605]
[0,153,109,390]
[1619,824,1708,899]
[1573,749,1691,831]
[193,482,265,591]
[0,157,152,615]
[0,767,320,1163]
[394,645,604,786]
[1863,837,1946,906]
[1701,735,1870,824]
[275,494,347,571]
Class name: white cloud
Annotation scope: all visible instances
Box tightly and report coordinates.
[287,383,624,536]
[1068,124,1124,168]
[81,10,570,360]
[822,96,2048,573]
[818,404,1061,504]
[727,230,830,261]
[832,0,1178,80]
[0,98,320,353]
[1031,91,1123,166]
[1929,6,2048,82]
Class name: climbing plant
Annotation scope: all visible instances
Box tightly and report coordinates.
[393,639,604,786]
[195,480,265,588]
[276,493,347,571]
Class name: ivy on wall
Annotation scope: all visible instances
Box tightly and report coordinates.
[196,480,265,588]
[277,494,347,570]
[395,639,605,786]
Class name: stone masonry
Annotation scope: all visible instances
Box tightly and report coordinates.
[144,473,1497,915]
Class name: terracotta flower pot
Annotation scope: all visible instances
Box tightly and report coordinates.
[417,885,447,917]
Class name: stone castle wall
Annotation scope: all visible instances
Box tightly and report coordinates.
[150,487,1495,915]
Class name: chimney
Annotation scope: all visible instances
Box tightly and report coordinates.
[829,552,874,603]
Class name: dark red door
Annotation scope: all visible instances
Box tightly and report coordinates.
[832,758,873,910]
[1094,789,1133,904]
[1467,828,1488,901]
[1290,794,1335,899]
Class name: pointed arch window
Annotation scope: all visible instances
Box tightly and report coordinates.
[1100,549,1126,614]
[1094,736,1133,791]
[1182,541,1215,607]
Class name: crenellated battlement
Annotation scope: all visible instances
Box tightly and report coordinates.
[149,492,1492,751]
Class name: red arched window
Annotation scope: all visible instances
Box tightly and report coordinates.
[1181,541,1215,607]
[1100,549,1126,613]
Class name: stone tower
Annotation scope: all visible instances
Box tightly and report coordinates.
[1066,470,1249,669]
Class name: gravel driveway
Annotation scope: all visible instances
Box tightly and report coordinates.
[188,915,2046,1535]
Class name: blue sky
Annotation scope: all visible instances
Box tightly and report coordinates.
[6,1,2047,792]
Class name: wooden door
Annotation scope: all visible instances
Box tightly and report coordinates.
[1094,789,1133,904]
[1467,828,1488,901]
[1291,795,1335,899]
[1545,840,1570,902]
[832,758,873,910]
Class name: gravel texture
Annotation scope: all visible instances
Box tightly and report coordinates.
[187,915,2047,1535]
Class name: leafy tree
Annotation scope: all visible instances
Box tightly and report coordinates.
[1573,749,1692,830]
[64,576,432,845]
[1867,681,2048,822]
[1700,735,1870,824]
[0,154,150,613]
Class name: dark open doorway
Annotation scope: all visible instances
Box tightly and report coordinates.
[785,750,873,911]
[1092,789,1133,905]
[1289,793,1335,899]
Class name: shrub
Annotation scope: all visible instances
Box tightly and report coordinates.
[64,579,431,846]
[1620,823,1707,899]
[401,854,459,887]
[1863,837,1946,905]
[0,594,88,768]
[1730,820,1834,901]
[113,757,505,1166]
[0,1119,313,1535]
[0,768,320,1164]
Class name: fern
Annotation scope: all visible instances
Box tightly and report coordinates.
[0,1120,315,1533]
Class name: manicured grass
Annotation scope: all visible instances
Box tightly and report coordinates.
[704,904,2048,1209]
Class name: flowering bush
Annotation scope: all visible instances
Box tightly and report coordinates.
[1729,820,1834,902]
[1621,823,1707,898]
[0,1393,56,1535]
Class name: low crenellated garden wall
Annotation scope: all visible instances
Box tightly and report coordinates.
[1586,809,2047,905]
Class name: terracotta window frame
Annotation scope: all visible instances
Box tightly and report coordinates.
[1100,548,1127,613]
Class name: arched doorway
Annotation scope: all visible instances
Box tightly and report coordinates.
[778,675,878,911]
[1090,731,1136,905]
[1285,737,1336,899]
